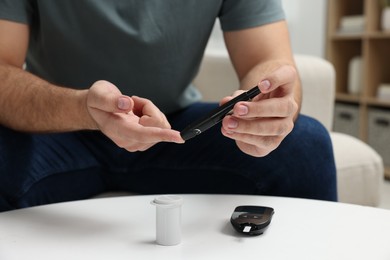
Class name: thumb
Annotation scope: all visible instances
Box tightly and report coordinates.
[88,80,134,113]
[116,96,134,113]
[258,65,297,94]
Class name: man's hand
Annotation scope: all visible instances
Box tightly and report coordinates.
[86,80,184,152]
[220,64,298,157]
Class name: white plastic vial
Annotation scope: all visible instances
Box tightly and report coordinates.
[151,195,183,246]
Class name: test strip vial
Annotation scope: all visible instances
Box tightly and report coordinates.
[151,195,183,246]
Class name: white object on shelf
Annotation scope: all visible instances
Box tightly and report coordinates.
[381,7,390,31]
[348,56,363,95]
[338,15,365,34]
[377,83,390,100]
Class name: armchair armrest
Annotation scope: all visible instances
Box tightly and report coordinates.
[295,54,335,131]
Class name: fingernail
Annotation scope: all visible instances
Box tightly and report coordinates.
[118,97,130,110]
[237,105,248,116]
[228,118,238,129]
[260,80,271,91]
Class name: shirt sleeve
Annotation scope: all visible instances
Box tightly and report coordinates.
[0,0,34,24]
[218,0,285,31]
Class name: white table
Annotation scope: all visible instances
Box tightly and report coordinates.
[1,194,390,260]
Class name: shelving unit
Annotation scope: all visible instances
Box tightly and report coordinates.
[326,0,390,178]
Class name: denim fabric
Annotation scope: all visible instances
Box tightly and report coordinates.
[0,102,337,212]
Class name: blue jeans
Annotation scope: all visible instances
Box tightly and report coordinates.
[0,102,337,212]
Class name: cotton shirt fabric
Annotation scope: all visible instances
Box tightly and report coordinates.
[0,0,284,113]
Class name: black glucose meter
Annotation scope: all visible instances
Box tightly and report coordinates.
[230,205,274,236]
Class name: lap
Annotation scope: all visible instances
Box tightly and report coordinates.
[0,102,337,211]
[144,103,337,199]
[0,127,108,210]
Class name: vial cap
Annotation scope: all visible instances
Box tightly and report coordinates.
[151,195,183,208]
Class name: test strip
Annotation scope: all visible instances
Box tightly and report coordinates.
[243,226,252,233]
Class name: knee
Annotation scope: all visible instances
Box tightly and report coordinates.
[290,115,334,158]
[283,115,337,201]
[287,115,336,173]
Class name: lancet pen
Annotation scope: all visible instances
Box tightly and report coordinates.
[180,86,261,141]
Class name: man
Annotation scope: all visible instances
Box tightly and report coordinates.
[0,0,337,211]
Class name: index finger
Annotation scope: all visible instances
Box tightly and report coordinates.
[131,96,171,128]
[129,124,184,144]
[131,96,164,118]
[234,97,297,118]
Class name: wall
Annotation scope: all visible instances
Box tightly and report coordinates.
[206,0,327,58]
[282,0,327,57]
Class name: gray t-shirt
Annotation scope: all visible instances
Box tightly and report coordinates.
[0,0,285,113]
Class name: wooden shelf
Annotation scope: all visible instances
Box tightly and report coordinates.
[332,32,390,40]
[367,31,390,39]
[335,93,361,103]
[327,0,390,175]
[331,33,364,40]
[365,97,390,108]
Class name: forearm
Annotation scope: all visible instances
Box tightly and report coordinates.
[0,62,97,132]
[224,21,302,121]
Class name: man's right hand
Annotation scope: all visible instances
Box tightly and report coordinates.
[86,80,184,152]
